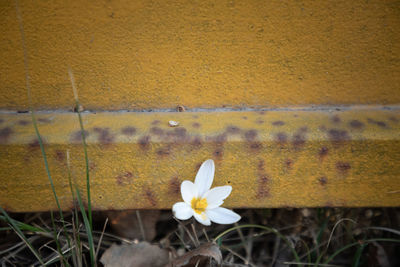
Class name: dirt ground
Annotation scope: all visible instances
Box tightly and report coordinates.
[1,208,399,266]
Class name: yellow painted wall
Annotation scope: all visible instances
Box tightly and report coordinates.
[1,109,399,211]
[1,1,400,211]
[1,0,399,110]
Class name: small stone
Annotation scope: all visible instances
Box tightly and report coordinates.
[353,228,362,235]
[373,210,382,217]
[176,105,186,112]
[168,120,179,127]
[301,208,311,217]
[177,248,186,256]
[365,209,373,218]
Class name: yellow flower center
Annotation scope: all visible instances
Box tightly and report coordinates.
[191,197,208,214]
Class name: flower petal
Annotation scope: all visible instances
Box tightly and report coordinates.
[203,186,232,209]
[194,159,215,197]
[172,202,193,220]
[193,211,211,226]
[181,180,198,204]
[206,207,241,224]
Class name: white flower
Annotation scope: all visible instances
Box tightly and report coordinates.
[172,159,241,226]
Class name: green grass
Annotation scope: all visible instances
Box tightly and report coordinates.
[0,206,45,265]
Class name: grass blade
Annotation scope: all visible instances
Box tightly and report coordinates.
[323,238,400,264]
[0,206,45,265]
[66,149,82,267]
[15,0,64,223]
[351,243,366,267]
[75,188,95,266]
[95,217,108,259]
[214,224,300,263]
[50,210,66,267]
[68,68,92,229]
[0,215,48,233]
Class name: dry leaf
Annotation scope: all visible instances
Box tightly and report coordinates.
[167,242,222,267]
[106,210,160,241]
[367,242,391,267]
[100,241,169,267]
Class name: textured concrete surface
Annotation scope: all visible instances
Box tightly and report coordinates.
[1,108,399,211]
[1,0,399,110]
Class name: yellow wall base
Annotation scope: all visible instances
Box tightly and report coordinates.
[1,107,399,211]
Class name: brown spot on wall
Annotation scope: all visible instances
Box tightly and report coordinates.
[256,119,264,124]
[242,116,248,120]
[276,132,287,144]
[272,120,285,126]
[192,115,199,119]
[292,128,307,149]
[89,162,97,171]
[250,142,262,150]
[145,189,157,206]
[191,136,203,148]
[0,119,3,124]
[349,120,364,129]
[213,147,224,159]
[319,125,327,132]
[328,129,350,146]
[209,134,226,159]
[0,127,12,143]
[292,134,305,148]
[151,120,161,125]
[192,122,201,128]
[28,138,41,151]
[207,134,227,145]
[226,125,241,134]
[299,126,308,133]
[258,159,265,171]
[175,127,187,139]
[70,130,90,143]
[284,158,293,170]
[258,111,266,115]
[150,127,164,135]
[94,127,114,144]
[167,127,187,141]
[257,175,270,198]
[156,146,171,157]
[388,116,398,123]
[256,158,270,198]
[215,134,227,144]
[336,161,351,175]
[55,150,65,162]
[139,135,151,150]
[121,126,136,136]
[116,171,134,185]
[169,177,180,195]
[38,118,51,123]
[18,120,30,126]
[244,130,257,141]
[331,115,341,123]
[319,177,327,185]
[367,118,387,128]
[319,147,329,160]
